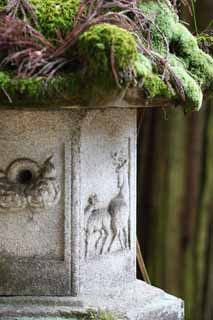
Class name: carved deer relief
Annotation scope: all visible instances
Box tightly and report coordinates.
[84,194,111,258]
[108,152,129,252]
[84,150,130,258]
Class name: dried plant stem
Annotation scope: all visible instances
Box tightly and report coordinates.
[137,238,151,285]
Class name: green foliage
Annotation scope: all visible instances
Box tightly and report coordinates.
[78,23,138,76]
[138,0,213,111]
[30,0,80,38]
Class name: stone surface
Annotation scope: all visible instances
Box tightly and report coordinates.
[0,109,136,296]
[0,108,183,319]
[0,281,184,319]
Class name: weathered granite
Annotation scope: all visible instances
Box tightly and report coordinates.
[0,107,183,319]
[0,108,136,296]
[0,281,183,319]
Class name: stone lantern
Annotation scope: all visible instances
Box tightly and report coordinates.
[0,105,183,319]
[0,0,213,319]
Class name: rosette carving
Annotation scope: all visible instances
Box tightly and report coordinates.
[0,156,60,213]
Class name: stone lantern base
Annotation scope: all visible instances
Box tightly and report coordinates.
[0,281,183,319]
[0,108,183,319]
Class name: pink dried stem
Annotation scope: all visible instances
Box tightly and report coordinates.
[2,0,38,26]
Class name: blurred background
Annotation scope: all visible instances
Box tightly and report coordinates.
[137,1,213,320]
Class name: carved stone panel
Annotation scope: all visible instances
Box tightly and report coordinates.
[84,148,131,258]
[0,108,137,296]
[80,109,137,292]
[0,156,60,214]
[0,143,64,259]
[0,110,83,296]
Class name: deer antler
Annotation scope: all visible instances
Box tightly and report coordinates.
[111,151,127,169]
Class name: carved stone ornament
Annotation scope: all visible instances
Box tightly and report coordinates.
[0,156,60,213]
[84,151,130,258]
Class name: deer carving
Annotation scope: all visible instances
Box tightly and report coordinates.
[107,152,129,252]
[84,151,130,258]
[84,194,111,258]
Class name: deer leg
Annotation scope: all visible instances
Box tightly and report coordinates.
[108,224,118,252]
[85,230,89,258]
[123,227,128,249]
[100,229,109,255]
[118,230,124,250]
[95,230,103,250]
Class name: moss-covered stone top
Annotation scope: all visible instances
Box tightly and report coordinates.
[0,0,212,112]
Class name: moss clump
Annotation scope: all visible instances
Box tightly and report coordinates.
[135,54,174,99]
[0,0,212,110]
[169,55,203,111]
[0,71,11,88]
[138,0,213,111]
[139,1,178,54]
[0,0,5,6]
[170,23,213,86]
[143,74,173,99]
[78,23,138,77]
[30,0,80,38]
[0,72,46,98]
[88,310,120,320]
[0,71,82,103]
[197,33,213,56]
[0,71,120,107]
[135,54,153,78]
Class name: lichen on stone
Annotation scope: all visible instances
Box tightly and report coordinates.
[87,310,120,320]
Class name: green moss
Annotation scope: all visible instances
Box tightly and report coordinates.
[0,71,82,105]
[30,0,80,38]
[197,33,213,56]
[0,0,212,110]
[0,0,5,8]
[0,71,121,107]
[78,23,138,77]
[143,74,174,99]
[171,24,213,86]
[0,0,80,39]
[138,0,213,111]
[169,55,203,111]
[135,54,174,99]
[0,71,11,88]
[11,310,120,320]
[87,310,120,320]
[135,54,153,78]
[139,0,177,54]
